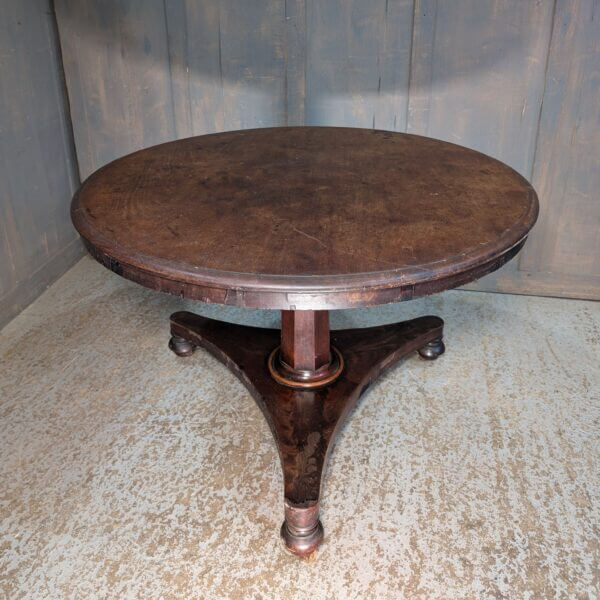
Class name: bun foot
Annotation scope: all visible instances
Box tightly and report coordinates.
[281,519,324,558]
[169,335,195,357]
[280,502,324,557]
[418,336,445,360]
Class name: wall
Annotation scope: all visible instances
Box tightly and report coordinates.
[0,0,82,330]
[54,0,599,300]
[54,0,291,179]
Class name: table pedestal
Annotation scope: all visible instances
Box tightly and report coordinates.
[169,310,444,557]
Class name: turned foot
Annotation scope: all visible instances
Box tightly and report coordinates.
[280,502,324,557]
[168,335,195,357]
[418,336,445,360]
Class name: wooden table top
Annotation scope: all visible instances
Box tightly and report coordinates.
[72,127,538,310]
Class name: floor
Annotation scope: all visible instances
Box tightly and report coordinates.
[0,256,598,599]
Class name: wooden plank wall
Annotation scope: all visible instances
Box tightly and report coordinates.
[55,0,289,179]
[517,0,600,297]
[305,0,414,131]
[0,0,82,330]
[54,0,599,299]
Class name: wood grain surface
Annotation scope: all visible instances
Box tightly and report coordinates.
[72,127,537,309]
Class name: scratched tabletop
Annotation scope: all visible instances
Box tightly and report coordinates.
[72,127,538,309]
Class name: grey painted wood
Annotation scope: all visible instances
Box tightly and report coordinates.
[57,0,288,176]
[407,0,555,178]
[305,0,414,130]
[284,0,307,125]
[217,0,287,130]
[520,0,599,279]
[464,0,600,299]
[163,0,195,139]
[164,0,287,137]
[403,0,570,296]
[0,0,82,330]
[54,0,176,179]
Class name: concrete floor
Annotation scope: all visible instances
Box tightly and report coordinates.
[0,256,598,599]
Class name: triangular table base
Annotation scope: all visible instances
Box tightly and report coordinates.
[169,311,444,556]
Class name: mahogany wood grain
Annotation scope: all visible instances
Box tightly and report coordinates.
[280,310,330,373]
[273,310,343,388]
[72,127,538,310]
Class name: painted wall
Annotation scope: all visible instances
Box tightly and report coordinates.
[0,0,82,329]
[50,0,600,301]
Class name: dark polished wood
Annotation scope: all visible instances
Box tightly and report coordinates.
[168,334,195,357]
[270,310,343,389]
[72,127,538,310]
[417,336,445,360]
[169,310,444,556]
[71,126,539,557]
[281,310,330,374]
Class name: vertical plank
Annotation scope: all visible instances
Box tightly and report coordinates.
[164,0,221,136]
[0,0,81,327]
[520,0,600,277]
[163,0,194,139]
[55,0,176,178]
[164,0,288,136]
[405,0,436,135]
[285,0,307,125]
[405,0,557,295]
[407,0,555,178]
[305,0,414,131]
[212,0,287,130]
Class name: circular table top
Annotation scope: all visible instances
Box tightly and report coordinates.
[72,127,538,310]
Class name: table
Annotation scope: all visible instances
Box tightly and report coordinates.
[71,127,538,557]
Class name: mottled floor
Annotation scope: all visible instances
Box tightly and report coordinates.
[0,256,598,599]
